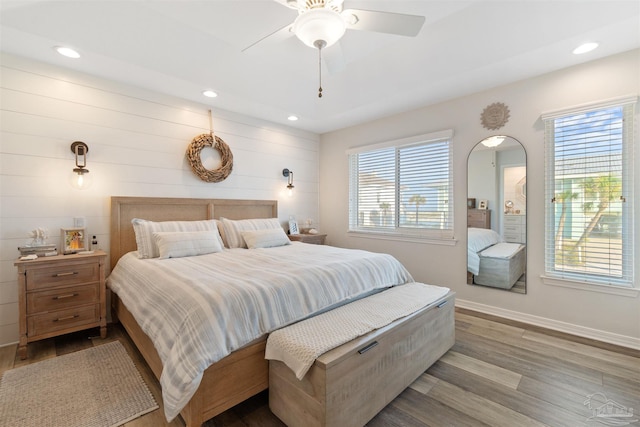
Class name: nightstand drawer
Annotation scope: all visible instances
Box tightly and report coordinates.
[27,283,100,314]
[26,262,99,291]
[289,234,327,245]
[28,304,100,337]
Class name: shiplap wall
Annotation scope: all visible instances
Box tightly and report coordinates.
[0,53,320,346]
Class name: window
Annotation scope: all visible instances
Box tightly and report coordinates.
[347,130,454,240]
[543,98,635,287]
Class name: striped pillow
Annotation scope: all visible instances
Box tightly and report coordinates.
[221,217,282,248]
[154,231,223,259]
[241,228,291,249]
[131,218,223,258]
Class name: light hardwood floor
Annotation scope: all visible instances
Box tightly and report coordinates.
[1,309,638,427]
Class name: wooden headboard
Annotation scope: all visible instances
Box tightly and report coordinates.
[110,196,278,270]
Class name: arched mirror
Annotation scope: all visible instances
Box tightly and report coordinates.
[467,136,526,294]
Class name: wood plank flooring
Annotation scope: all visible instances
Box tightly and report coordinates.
[1,308,638,427]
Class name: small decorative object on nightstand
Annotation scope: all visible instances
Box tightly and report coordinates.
[14,250,107,359]
[289,233,327,245]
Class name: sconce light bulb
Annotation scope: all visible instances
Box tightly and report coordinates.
[70,168,91,190]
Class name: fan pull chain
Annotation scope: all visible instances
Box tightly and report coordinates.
[314,40,327,98]
[318,44,323,98]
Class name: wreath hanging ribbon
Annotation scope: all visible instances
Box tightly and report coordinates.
[186,133,233,183]
[185,110,233,183]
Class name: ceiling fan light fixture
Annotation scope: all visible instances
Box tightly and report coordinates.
[293,8,346,48]
[481,136,506,148]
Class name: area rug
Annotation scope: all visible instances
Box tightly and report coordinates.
[0,341,158,427]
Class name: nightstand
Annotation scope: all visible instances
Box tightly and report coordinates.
[289,233,327,245]
[14,250,107,359]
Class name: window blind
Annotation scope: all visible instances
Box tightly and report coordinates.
[543,101,635,286]
[348,131,454,240]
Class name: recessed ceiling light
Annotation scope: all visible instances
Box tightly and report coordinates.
[287,115,299,121]
[202,90,218,98]
[55,46,80,59]
[572,42,598,55]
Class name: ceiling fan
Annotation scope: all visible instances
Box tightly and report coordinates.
[243,0,426,97]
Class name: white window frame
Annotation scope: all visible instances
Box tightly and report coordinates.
[542,96,636,292]
[347,130,454,243]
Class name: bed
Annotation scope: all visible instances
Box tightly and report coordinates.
[108,196,453,426]
[467,227,526,289]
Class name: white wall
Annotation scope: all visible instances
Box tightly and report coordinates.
[0,53,320,346]
[319,49,640,348]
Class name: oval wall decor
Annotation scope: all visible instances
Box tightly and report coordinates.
[186,133,233,183]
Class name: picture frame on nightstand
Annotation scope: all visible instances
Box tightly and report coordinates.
[289,218,299,235]
[61,227,87,254]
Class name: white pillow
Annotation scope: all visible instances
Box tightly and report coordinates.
[221,217,282,248]
[241,228,291,249]
[131,218,224,258]
[153,231,223,259]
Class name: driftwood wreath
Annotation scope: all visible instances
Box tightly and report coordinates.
[185,111,233,183]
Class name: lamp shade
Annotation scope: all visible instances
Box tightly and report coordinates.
[293,8,346,48]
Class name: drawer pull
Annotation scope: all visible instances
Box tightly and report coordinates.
[358,341,379,354]
[53,314,80,322]
[53,272,78,277]
[52,293,79,300]
[437,300,448,308]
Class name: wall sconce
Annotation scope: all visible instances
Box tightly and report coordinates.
[70,141,92,190]
[282,168,294,196]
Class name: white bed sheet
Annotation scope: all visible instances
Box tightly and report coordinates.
[107,242,413,421]
[467,227,503,275]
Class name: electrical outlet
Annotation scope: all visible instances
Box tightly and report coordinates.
[73,217,86,228]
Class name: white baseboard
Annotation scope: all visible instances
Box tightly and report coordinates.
[456,299,640,351]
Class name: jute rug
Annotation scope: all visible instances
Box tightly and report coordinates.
[0,341,158,427]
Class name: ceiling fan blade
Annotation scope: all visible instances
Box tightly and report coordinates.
[342,9,425,37]
[241,22,293,52]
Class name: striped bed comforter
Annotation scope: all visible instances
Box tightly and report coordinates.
[106,242,413,421]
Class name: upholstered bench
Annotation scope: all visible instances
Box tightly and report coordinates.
[266,283,455,427]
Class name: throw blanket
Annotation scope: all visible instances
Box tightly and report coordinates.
[107,243,413,421]
[480,242,523,258]
[265,282,450,379]
[467,227,503,275]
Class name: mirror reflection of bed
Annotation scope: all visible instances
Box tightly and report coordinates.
[467,135,526,294]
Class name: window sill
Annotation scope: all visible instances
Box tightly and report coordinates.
[541,275,639,297]
[347,231,457,246]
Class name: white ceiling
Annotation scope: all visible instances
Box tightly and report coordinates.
[1,1,639,134]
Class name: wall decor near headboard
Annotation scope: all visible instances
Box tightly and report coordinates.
[185,133,234,183]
